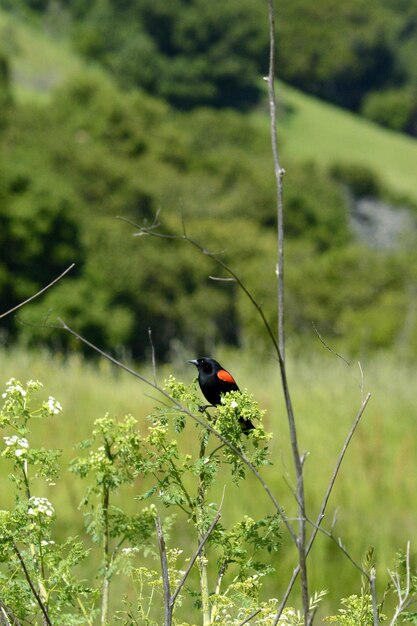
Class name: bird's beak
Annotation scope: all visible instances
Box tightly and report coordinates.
[188,359,198,366]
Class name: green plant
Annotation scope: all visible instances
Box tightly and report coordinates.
[0,378,96,625]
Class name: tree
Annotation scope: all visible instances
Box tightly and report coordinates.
[72,0,268,109]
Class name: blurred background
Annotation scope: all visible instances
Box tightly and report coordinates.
[1,0,417,620]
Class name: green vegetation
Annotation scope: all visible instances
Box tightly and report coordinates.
[1,347,417,622]
[1,15,417,360]
[5,0,417,135]
[0,0,417,626]
[275,84,417,201]
[0,9,85,102]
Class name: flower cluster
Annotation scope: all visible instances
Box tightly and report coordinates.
[2,380,28,399]
[2,378,44,400]
[3,435,29,458]
[43,396,62,415]
[27,497,54,519]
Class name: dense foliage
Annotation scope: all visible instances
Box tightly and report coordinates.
[4,0,417,135]
[0,59,417,360]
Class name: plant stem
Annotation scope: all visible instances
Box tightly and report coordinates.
[101,480,110,626]
[197,431,211,626]
[265,1,310,621]
[155,516,172,626]
[20,460,50,624]
[12,542,52,626]
[100,437,112,626]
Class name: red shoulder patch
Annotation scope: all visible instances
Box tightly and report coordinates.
[217,369,236,384]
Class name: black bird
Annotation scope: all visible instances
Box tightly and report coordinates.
[188,357,255,433]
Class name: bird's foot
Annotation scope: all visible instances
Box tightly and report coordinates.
[198,404,213,413]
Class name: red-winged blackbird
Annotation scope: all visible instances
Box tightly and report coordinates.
[188,357,255,433]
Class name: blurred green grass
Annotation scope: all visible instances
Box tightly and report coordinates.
[1,346,416,619]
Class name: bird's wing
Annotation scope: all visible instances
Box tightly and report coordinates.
[216,369,237,384]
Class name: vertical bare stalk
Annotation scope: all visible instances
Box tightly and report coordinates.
[197,431,211,626]
[265,0,310,622]
[266,1,285,359]
[101,482,110,626]
[155,516,172,626]
[370,571,379,626]
[273,393,371,624]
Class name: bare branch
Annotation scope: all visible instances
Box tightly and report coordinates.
[274,393,371,623]
[312,322,351,366]
[170,511,221,609]
[311,393,371,533]
[12,542,52,626]
[148,327,157,386]
[389,542,414,626]
[0,264,75,320]
[155,516,171,626]
[237,608,262,625]
[118,218,281,356]
[264,0,311,618]
[371,571,379,626]
[265,0,285,360]
[0,599,22,626]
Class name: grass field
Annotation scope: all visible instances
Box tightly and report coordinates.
[1,345,416,621]
[253,82,417,205]
[276,84,417,204]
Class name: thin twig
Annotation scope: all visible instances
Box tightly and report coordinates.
[309,393,371,533]
[389,541,413,626]
[237,608,263,625]
[265,0,310,619]
[312,322,350,366]
[274,393,371,622]
[117,215,281,356]
[358,361,364,403]
[148,327,157,385]
[155,516,172,626]
[370,571,379,626]
[0,264,75,319]
[265,0,285,360]
[170,511,221,608]
[0,599,22,626]
[12,542,52,626]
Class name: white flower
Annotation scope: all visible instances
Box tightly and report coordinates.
[2,379,27,398]
[3,436,29,457]
[26,380,43,390]
[44,396,62,415]
[122,547,140,555]
[230,400,238,408]
[27,497,54,518]
[4,435,19,446]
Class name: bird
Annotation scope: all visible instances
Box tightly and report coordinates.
[188,357,255,433]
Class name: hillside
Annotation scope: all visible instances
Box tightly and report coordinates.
[3,8,417,203]
[276,85,417,203]
[0,9,86,100]
[1,8,417,362]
